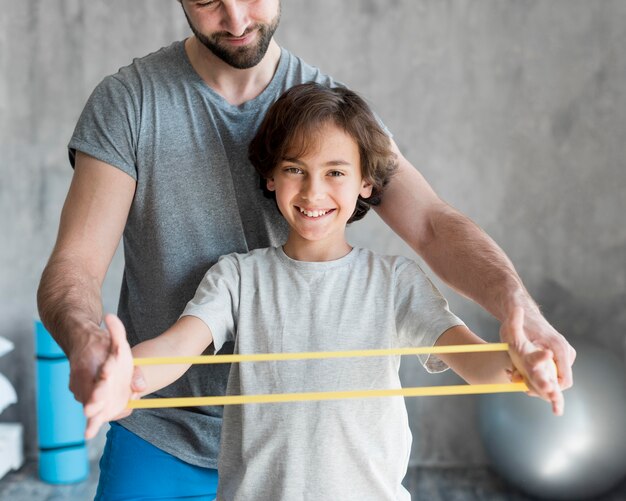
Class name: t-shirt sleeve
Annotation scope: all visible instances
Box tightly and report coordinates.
[394,258,465,373]
[68,74,138,179]
[180,254,241,353]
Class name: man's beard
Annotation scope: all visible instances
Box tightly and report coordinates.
[184,9,280,70]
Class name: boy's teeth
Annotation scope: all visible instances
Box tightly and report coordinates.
[300,208,327,218]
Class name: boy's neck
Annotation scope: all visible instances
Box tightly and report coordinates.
[282,234,353,262]
[184,36,281,106]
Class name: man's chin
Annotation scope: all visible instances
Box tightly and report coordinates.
[212,45,266,70]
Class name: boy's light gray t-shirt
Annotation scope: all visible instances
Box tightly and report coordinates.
[183,247,464,501]
[68,41,343,467]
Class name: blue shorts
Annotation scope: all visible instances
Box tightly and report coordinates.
[95,423,219,500]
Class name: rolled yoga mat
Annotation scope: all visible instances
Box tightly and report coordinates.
[35,320,88,484]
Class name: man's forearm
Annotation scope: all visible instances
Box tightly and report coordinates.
[37,252,106,356]
[419,204,539,322]
[378,148,575,396]
[377,145,537,322]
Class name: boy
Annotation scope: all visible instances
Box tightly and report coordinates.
[84,83,556,500]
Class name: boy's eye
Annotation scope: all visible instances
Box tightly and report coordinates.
[328,170,345,177]
[284,167,304,175]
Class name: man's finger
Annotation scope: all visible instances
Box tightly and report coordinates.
[69,381,87,405]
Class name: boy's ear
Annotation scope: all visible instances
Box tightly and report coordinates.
[266,177,276,192]
[360,179,373,199]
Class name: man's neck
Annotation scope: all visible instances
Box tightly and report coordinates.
[184,36,281,106]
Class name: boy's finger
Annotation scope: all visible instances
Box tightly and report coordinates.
[104,313,127,354]
[131,366,146,392]
[505,306,528,347]
[85,414,103,440]
[528,353,558,393]
[112,407,133,420]
[551,389,565,416]
[526,354,564,416]
[83,381,108,417]
[510,306,524,334]
[98,352,118,381]
[527,349,552,366]
[552,343,576,390]
[83,399,105,418]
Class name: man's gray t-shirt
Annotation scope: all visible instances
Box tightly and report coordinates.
[183,247,464,501]
[68,41,342,467]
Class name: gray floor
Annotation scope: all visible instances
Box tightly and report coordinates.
[1,461,625,501]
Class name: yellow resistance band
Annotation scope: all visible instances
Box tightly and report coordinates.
[133,342,512,366]
[128,343,528,409]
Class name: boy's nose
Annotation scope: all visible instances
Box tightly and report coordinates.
[301,177,325,201]
[222,1,250,37]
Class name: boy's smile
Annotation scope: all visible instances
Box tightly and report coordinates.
[297,207,334,218]
[267,123,372,262]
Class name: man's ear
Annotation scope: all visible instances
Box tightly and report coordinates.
[360,179,373,199]
[266,177,276,191]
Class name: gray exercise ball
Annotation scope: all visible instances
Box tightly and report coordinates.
[478,341,626,500]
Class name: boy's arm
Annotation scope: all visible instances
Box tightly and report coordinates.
[131,315,214,397]
[375,141,575,405]
[434,325,512,385]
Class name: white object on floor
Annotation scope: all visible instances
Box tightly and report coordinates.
[0,423,24,480]
[0,336,14,357]
[0,373,17,414]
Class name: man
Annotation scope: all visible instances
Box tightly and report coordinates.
[38,1,575,498]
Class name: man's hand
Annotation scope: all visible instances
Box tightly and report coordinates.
[83,314,140,439]
[67,320,147,410]
[502,306,575,416]
[67,322,112,406]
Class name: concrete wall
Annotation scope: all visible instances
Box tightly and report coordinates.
[1,0,624,466]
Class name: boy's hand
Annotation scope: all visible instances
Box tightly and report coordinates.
[83,314,136,439]
[503,307,564,416]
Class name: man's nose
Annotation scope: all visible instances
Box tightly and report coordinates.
[222,1,250,37]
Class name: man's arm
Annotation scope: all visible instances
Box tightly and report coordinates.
[375,141,575,409]
[83,314,214,439]
[37,152,138,405]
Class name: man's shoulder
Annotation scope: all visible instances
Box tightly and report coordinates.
[279,48,343,89]
[106,41,186,86]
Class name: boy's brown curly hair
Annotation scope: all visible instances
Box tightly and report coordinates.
[249,83,397,223]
